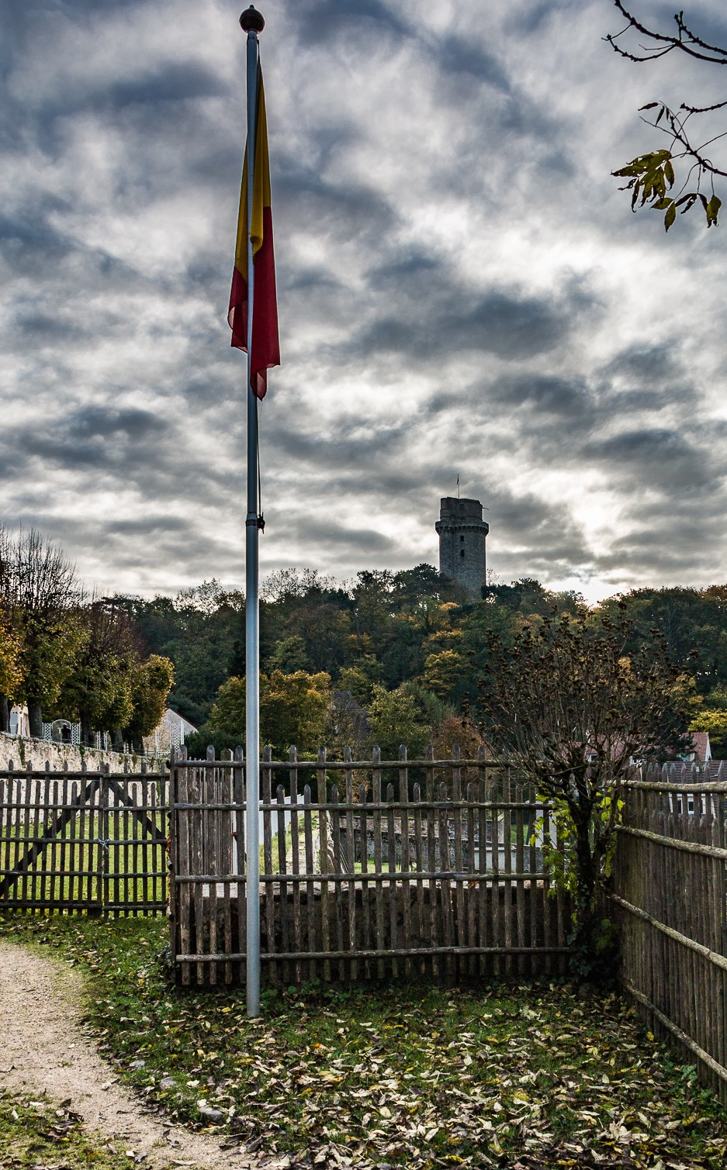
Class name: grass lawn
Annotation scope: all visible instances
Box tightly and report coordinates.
[1,811,166,909]
[2,914,726,1170]
[0,1089,134,1170]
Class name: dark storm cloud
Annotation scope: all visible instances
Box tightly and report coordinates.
[1,0,724,598]
[290,0,409,46]
[0,401,237,524]
[3,406,169,476]
[594,533,723,578]
[0,215,74,263]
[274,165,395,243]
[65,62,226,113]
[270,420,406,468]
[275,515,397,554]
[369,250,442,286]
[584,427,715,491]
[12,312,93,342]
[603,343,683,386]
[349,286,573,365]
[486,373,591,417]
[433,34,511,106]
[106,516,189,536]
[422,344,704,479]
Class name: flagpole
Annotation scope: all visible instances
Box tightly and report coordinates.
[240,3,264,1019]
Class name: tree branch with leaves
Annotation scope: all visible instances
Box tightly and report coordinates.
[607,1,725,229]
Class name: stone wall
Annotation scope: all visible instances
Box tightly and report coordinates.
[0,733,165,773]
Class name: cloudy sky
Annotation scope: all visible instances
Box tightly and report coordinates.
[2,0,726,601]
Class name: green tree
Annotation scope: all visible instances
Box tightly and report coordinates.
[263,670,331,755]
[338,655,383,705]
[54,599,139,744]
[268,634,311,673]
[367,683,431,759]
[115,581,245,726]
[207,670,332,757]
[123,654,175,752]
[689,708,727,757]
[0,606,24,732]
[481,611,691,977]
[598,586,727,694]
[207,675,246,738]
[0,529,83,736]
[422,648,465,701]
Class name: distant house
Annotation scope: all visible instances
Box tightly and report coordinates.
[143,708,197,756]
[681,730,711,765]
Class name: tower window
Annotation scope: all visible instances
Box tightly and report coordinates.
[460,535,465,542]
[460,549,465,558]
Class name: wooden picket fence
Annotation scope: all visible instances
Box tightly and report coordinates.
[169,746,571,986]
[0,761,169,914]
[614,762,727,1105]
[4,749,726,1107]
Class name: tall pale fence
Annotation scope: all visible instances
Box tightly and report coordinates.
[614,762,727,1105]
[0,761,169,915]
[169,746,571,987]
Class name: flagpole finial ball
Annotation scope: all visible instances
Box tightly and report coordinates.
[240,6,265,32]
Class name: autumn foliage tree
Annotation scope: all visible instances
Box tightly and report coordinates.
[0,605,24,732]
[480,609,691,976]
[0,528,83,736]
[55,598,142,744]
[203,670,332,757]
[122,654,175,752]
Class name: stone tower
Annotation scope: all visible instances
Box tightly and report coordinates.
[435,497,489,598]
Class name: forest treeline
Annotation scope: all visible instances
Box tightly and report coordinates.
[113,565,727,759]
[2,528,726,757]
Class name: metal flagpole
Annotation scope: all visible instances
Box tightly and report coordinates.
[240,3,264,1019]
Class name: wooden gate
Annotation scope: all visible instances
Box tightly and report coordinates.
[0,764,169,915]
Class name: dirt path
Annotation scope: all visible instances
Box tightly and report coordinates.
[0,940,266,1170]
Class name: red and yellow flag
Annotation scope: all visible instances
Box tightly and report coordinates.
[229,64,280,399]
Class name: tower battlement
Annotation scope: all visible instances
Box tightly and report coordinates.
[435,496,488,598]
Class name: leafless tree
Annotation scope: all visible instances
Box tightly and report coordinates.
[480,609,691,977]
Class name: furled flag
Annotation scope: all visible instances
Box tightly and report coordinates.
[229,63,280,399]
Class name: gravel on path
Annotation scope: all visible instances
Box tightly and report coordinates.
[0,939,267,1170]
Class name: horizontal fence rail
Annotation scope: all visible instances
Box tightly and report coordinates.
[169,746,570,988]
[615,763,727,1105]
[0,761,169,915]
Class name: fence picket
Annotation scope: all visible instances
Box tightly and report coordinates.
[503,767,513,975]
[277,779,290,983]
[616,768,727,1106]
[303,780,316,982]
[317,748,330,982]
[477,762,488,977]
[426,747,438,981]
[359,776,371,980]
[262,746,275,984]
[344,748,356,982]
[372,746,384,980]
[399,746,411,980]
[452,747,465,981]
